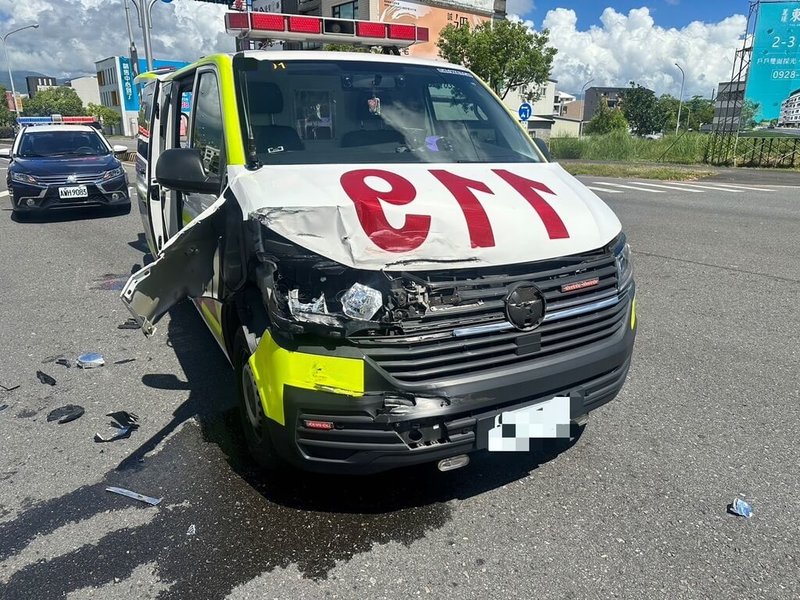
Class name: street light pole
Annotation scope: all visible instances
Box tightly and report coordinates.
[578,77,594,137]
[675,62,685,136]
[129,0,162,72]
[1,23,39,115]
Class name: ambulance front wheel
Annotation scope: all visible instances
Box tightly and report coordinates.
[233,328,283,470]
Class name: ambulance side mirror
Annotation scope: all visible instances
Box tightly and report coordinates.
[156,148,220,195]
[532,137,552,162]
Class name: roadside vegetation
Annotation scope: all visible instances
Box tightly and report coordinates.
[560,161,714,181]
[551,130,712,164]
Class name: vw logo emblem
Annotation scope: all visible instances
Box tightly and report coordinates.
[67,174,77,183]
[504,283,546,331]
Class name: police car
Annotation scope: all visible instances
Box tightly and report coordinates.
[122,11,637,474]
[1,116,131,217]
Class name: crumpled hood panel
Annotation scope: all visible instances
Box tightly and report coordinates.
[231,162,621,271]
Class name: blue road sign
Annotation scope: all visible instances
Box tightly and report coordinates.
[518,102,532,121]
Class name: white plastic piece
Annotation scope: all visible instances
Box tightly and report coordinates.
[340,283,382,320]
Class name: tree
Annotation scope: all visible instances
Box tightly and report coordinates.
[657,94,680,132]
[583,99,628,135]
[86,103,121,128]
[739,100,760,130]
[22,87,85,117]
[621,82,664,135]
[0,85,13,127]
[683,95,714,130]
[437,20,557,100]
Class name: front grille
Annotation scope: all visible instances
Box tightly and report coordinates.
[351,249,629,387]
[37,173,104,185]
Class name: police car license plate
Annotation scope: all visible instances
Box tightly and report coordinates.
[486,396,572,452]
[59,185,88,199]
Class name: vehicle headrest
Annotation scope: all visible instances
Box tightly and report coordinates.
[251,81,284,114]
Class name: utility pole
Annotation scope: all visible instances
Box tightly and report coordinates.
[124,0,141,76]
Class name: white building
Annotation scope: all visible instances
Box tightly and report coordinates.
[502,79,558,139]
[553,90,575,116]
[778,88,800,127]
[68,76,100,107]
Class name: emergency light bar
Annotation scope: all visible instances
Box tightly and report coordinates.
[17,115,97,126]
[225,11,428,47]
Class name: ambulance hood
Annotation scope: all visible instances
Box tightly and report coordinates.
[231,161,621,271]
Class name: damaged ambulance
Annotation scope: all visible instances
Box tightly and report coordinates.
[122,12,637,474]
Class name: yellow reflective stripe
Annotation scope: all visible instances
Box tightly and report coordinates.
[631,295,637,329]
[198,300,223,340]
[248,332,365,426]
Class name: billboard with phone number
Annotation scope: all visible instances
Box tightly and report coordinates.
[745,1,800,123]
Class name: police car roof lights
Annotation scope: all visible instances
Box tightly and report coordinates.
[224,11,428,47]
[17,115,97,126]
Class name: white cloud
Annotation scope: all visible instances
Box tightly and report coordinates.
[0,0,230,78]
[506,0,534,19]
[542,7,747,98]
[0,0,745,103]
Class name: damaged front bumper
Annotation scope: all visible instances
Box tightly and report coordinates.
[263,290,636,474]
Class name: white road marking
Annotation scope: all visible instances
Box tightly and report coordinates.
[627,181,705,193]
[672,183,746,193]
[699,182,775,193]
[586,186,623,194]
[0,191,8,198]
[591,182,665,193]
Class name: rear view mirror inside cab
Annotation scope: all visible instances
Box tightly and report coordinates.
[155,148,220,195]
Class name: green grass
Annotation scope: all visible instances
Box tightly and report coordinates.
[550,131,711,164]
[561,162,715,181]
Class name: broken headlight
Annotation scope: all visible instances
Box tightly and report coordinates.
[612,233,633,292]
[286,283,383,328]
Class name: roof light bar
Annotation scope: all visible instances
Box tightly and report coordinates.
[224,11,426,47]
[16,116,97,126]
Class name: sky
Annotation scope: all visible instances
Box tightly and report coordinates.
[0,0,753,99]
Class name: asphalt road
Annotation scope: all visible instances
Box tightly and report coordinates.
[1,163,799,600]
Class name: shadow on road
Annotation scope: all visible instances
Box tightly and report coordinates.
[0,301,583,600]
[7,205,131,223]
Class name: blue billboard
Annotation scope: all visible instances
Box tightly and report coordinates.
[745,1,800,123]
[118,57,190,112]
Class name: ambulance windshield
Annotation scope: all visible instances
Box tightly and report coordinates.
[233,57,544,165]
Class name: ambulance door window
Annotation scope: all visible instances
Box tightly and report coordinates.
[184,69,224,220]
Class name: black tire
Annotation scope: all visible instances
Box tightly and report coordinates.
[232,328,283,470]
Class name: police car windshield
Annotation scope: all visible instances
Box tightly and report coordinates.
[17,130,109,158]
[234,58,543,165]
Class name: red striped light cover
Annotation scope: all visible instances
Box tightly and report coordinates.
[356,22,387,38]
[288,15,322,34]
[223,11,425,47]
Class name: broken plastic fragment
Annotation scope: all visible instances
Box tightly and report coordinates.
[117,318,141,330]
[340,283,382,320]
[105,486,162,506]
[187,524,196,536]
[94,411,139,442]
[0,383,20,392]
[77,353,105,369]
[0,404,8,412]
[728,497,753,519]
[288,289,328,315]
[36,371,57,386]
[56,358,71,368]
[47,405,85,424]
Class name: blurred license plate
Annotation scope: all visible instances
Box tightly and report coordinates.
[59,186,88,199]
[487,396,572,451]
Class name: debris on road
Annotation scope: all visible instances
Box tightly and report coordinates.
[77,353,105,369]
[728,497,753,519]
[56,358,71,368]
[105,486,162,507]
[0,404,8,412]
[47,405,85,424]
[0,383,20,392]
[117,318,141,330]
[114,358,136,365]
[187,524,196,536]
[36,371,57,386]
[94,411,140,442]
